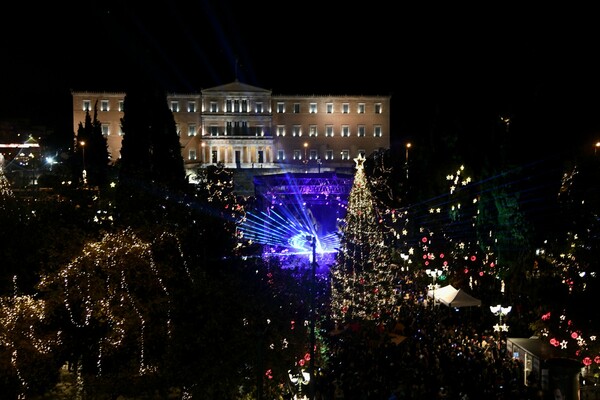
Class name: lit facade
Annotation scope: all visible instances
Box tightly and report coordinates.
[71,80,391,176]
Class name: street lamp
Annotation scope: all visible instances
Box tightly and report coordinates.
[289,368,310,400]
[303,234,318,400]
[490,304,512,336]
[79,140,87,185]
[303,142,308,173]
[595,141,600,156]
[405,142,411,179]
[425,268,442,307]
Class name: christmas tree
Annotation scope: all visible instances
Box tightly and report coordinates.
[329,154,400,325]
[0,156,13,199]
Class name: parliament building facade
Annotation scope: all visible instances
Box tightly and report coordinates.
[71,80,391,179]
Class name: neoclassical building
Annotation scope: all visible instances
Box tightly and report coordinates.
[71,80,391,177]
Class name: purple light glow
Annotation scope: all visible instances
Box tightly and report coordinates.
[240,172,353,263]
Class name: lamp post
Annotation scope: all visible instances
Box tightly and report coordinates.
[303,142,308,173]
[306,235,317,400]
[405,142,411,179]
[289,368,310,400]
[490,304,512,337]
[425,268,442,307]
[79,140,87,185]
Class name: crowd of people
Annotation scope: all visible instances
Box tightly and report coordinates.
[317,282,546,400]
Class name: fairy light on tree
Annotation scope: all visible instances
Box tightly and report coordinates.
[330,154,401,325]
[0,293,61,399]
[37,228,190,394]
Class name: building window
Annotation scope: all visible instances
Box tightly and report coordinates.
[210,102,218,112]
[309,103,317,113]
[256,102,263,113]
[226,100,232,112]
[342,103,350,114]
[374,126,382,137]
[257,150,264,163]
[325,150,333,160]
[171,101,179,112]
[277,102,285,113]
[341,150,350,160]
[256,125,264,136]
[325,125,334,137]
[188,124,196,137]
[277,126,285,137]
[188,102,196,112]
[326,103,333,114]
[101,124,110,136]
[209,126,219,136]
[100,100,109,112]
[118,100,124,112]
[309,125,318,137]
[358,103,365,114]
[293,125,301,137]
[341,125,350,137]
[293,150,301,160]
[357,125,366,137]
[358,149,366,157]
[226,121,232,135]
[83,100,91,112]
[309,149,317,160]
[211,150,217,163]
[294,103,300,113]
[375,103,382,114]
[277,150,285,160]
[189,149,197,160]
[242,99,248,112]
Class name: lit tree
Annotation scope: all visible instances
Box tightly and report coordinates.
[37,228,190,398]
[0,160,13,199]
[329,154,401,325]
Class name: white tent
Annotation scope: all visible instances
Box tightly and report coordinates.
[427,284,482,308]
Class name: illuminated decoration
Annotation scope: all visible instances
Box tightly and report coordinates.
[330,154,402,323]
[288,368,310,400]
[239,172,353,259]
[490,304,512,334]
[0,160,14,198]
[38,228,190,378]
[0,291,61,398]
[425,268,443,306]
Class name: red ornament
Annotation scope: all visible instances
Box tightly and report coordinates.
[583,357,592,366]
[571,332,579,339]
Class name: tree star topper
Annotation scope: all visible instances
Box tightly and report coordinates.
[354,153,366,169]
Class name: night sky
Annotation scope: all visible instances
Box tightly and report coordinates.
[2,2,600,155]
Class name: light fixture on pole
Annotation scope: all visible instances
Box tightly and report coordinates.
[289,368,310,400]
[303,142,308,173]
[425,268,442,307]
[79,140,87,185]
[490,304,512,335]
[405,142,411,179]
[303,234,318,400]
